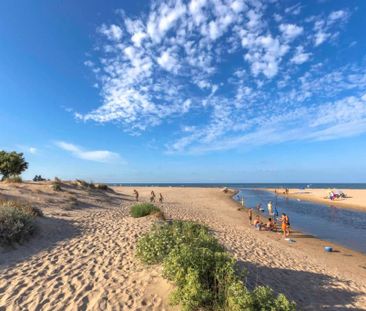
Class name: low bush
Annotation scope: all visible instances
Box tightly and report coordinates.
[137,221,296,311]
[95,183,110,191]
[52,182,62,191]
[0,200,43,217]
[3,175,22,183]
[0,201,40,245]
[130,203,160,218]
[75,179,98,190]
[33,175,46,182]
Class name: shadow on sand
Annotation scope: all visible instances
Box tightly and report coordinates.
[0,216,80,268]
[237,260,364,310]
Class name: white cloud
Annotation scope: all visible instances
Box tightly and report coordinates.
[314,31,329,46]
[291,46,311,64]
[29,147,37,154]
[157,51,179,73]
[99,24,123,41]
[279,24,303,41]
[77,0,362,154]
[55,141,120,163]
[313,9,350,46]
[328,10,349,24]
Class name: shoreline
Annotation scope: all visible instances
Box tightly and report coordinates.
[265,188,366,212]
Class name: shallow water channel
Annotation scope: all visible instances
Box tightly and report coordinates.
[235,189,366,254]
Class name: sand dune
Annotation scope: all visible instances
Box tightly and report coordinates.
[0,183,173,310]
[1,183,366,310]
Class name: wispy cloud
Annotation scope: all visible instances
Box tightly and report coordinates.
[55,141,120,163]
[75,0,361,154]
[29,147,37,154]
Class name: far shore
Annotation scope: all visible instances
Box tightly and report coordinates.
[266,188,366,211]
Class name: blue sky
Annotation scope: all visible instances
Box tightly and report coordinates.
[1,0,366,183]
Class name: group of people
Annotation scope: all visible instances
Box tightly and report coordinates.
[248,200,290,238]
[133,189,164,203]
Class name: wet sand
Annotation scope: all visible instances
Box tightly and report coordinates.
[0,183,365,310]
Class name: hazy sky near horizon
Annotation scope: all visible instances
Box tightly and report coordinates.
[1,0,366,182]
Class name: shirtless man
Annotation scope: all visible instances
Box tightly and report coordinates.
[253,215,262,230]
[150,190,156,203]
[133,189,139,202]
[248,208,253,224]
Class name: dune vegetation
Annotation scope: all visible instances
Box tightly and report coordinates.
[137,220,296,311]
[130,203,160,218]
[0,200,42,246]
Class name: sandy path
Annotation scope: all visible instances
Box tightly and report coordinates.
[0,184,173,311]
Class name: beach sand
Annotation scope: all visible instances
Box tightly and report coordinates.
[1,183,366,310]
[267,188,366,211]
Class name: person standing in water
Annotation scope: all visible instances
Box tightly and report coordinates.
[133,189,139,202]
[273,205,279,220]
[248,208,253,224]
[159,193,163,203]
[267,200,273,216]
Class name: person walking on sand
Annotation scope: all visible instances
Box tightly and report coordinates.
[150,190,156,203]
[159,193,163,203]
[248,208,253,224]
[133,189,139,202]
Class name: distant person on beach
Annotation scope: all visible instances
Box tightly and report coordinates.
[133,189,139,202]
[248,208,253,224]
[150,191,156,203]
[267,201,273,215]
[256,203,262,212]
[280,213,290,237]
[253,215,262,230]
[265,218,275,231]
[274,205,279,220]
[159,193,163,203]
[285,188,289,195]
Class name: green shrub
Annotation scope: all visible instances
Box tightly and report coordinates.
[251,286,296,311]
[130,203,160,218]
[3,175,22,183]
[136,221,296,311]
[0,201,38,245]
[0,151,28,181]
[52,182,62,191]
[74,179,99,190]
[0,200,43,217]
[33,175,46,182]
[95,183,110,191]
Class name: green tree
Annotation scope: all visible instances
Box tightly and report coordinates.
[0,151,28,181]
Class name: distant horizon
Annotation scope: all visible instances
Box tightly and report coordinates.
[21,179,366,186]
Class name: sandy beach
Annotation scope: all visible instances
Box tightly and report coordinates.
[1,183,366,310]
[267,188,366,211]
